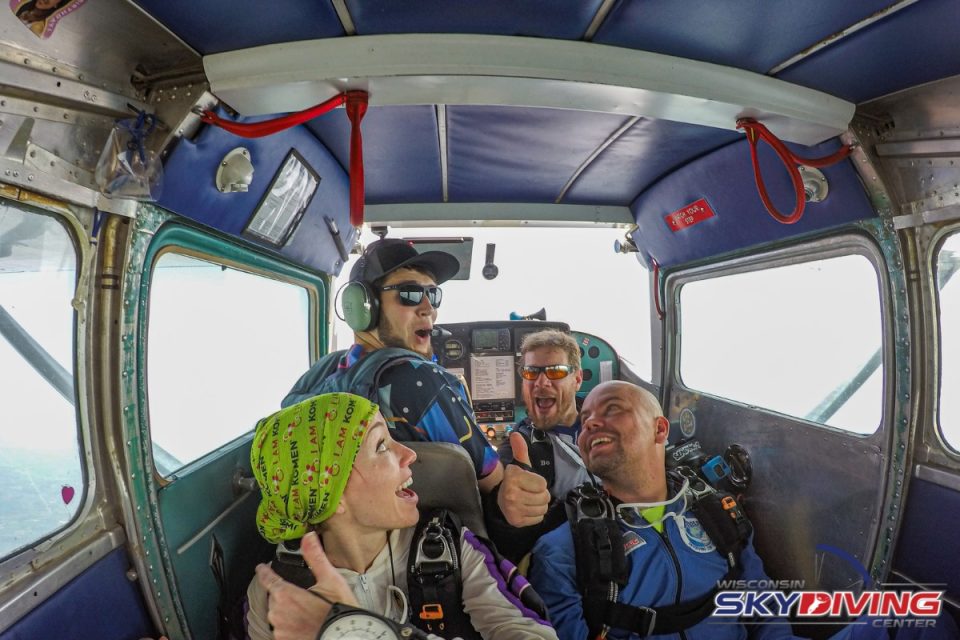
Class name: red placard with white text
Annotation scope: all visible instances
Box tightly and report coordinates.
[664,198,716,232]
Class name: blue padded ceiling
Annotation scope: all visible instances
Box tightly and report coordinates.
[131,0,344,54]
[305,106,442,204]
[133,0,960,106]
[446,106,633,203]
[128,0,960,264]
[564,118,740,206]
[593,0,893,74]
[630,137,875,268]
[776,0,960,103]
[159,109,353,275]
[345,0,604,38]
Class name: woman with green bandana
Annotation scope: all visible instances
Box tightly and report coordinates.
[245,392,557,640]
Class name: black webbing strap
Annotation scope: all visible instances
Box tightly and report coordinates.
[407,509,483,640]
[567,479,753,638]
[603,562,742,637]
[271,545,315,588]
[565,485,629,637]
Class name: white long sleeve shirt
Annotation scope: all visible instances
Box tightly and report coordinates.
[247,527,557,640]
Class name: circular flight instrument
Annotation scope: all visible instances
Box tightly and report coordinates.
[443,339,464,360]
[317,609,399,639]
[679,407,697,438]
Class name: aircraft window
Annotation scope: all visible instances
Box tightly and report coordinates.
[0,204,82,559]
[332,226,653,379]
[147,252,310,474]
[679,254,882,435]
[936,233,960,451]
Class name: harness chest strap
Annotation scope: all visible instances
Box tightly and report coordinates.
[600,561,742,637]
[408,510,482,640]
[566,483,750,638]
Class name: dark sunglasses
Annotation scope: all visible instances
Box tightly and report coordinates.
[519,364,574,381]
[380,283,443,308]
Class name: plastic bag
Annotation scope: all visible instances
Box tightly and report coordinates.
[95,111,163,200]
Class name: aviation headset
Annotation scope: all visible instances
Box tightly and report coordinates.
[339,239,460,333]
[341,255,379,332]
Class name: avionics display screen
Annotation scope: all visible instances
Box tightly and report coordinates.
[472,328,500,351]
[469,355,516,401]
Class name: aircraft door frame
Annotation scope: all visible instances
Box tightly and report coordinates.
[115,205,326,638]
[660,222,908,589]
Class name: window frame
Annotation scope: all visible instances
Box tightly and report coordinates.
[931,225,960,458]
[139,223,328,477]
[663,232,894,438]
[0,199,93,573]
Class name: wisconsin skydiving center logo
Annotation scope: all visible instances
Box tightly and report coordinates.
[712,545,945,630]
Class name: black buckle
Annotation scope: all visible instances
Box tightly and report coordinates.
[414,520,453,576]
[608,604,658,637]
[571,484,613,520]
[638,607,657,637]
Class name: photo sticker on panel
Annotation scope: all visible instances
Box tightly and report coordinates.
[11,0,89,38]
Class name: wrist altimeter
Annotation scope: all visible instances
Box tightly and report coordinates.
[316,602,430,639]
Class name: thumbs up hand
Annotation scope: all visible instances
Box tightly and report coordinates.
[256,532,359,640]
[497,432,551,527]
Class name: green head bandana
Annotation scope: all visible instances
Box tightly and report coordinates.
[251,392,378,543]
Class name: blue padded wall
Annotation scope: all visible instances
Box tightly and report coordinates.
[594,0,892,74]
[447,106,633,203]
[893,478,960,603]
[776,0,960,103]
[306,106,443,204]
[346,0,603,38]
[159,110,354,275]
[131,0,344,54]
[565,118,739,206]
[0,548,154,640]
[630,137,875,268]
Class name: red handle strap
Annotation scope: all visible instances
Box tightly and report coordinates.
[652,258,664,320]
[198,94,348,138]
[199,90,370,227]
[345,91,369,228]
[736,118,853,225]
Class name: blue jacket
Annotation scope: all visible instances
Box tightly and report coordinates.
[284,344,500,479]
[529,494,798,640]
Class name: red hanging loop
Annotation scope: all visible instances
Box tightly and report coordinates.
[198,90,370,228]
[198,93,348,138]
[652,258,664,320]
[736,119,853,225]
[345,90,369,228]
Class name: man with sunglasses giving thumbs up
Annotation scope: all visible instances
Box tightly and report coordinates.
[485,329,593,559]
[282,239,504,493]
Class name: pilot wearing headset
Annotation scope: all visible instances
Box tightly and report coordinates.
[282,238,504,493]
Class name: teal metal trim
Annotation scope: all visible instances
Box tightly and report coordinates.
[857,217,911,584]
[118,205,186,637]
[117,205,328,638]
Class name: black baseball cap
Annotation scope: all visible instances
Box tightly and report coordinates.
[350,238,460,285]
